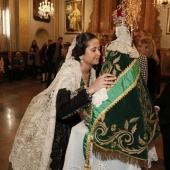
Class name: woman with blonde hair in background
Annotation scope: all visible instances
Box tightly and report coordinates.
[138,38,160,103]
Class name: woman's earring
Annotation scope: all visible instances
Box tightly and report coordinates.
[79,55,83,63]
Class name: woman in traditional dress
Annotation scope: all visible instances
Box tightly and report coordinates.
[9,33,116,170]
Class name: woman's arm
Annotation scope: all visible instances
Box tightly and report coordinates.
[56,88,91,119]
[56,73,116,119]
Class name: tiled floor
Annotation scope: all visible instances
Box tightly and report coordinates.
[0,77,166,170]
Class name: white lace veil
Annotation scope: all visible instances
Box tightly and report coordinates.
[107,25,139,58]
[9,34,85,170]
[66,36,77,60]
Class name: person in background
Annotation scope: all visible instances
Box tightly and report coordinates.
[0,56,5,82]
[46,37,63,87]
[136,40,148,84]
[95,34,109,77]
[138,38,160,103]
[9,32,116,170]
[137,52,148,84]
[134,30,148,48]
[57,37,63,57]
[28,40,40,79]
[134,30,149,84]
[135,30,161,96]
[13,52,25,80]
[4,52,15,82]
[56,43,71,74]
[40,39,53,83]
[155,80,170,170]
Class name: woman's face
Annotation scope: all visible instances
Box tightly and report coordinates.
[33,41,37,45]
[137,43,148,57]
[83,38,100,65]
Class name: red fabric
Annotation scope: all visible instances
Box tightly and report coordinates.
[117,8,122,17]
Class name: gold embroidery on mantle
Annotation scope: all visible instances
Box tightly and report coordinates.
[93,59,139,125]
[91,73,159,168]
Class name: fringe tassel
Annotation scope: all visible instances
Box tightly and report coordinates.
[93,143,148,169]
[84,165,91,170]
[84,135,93,170]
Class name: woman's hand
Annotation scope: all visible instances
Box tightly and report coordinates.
[154,106,160,115]
[87,73,117,95]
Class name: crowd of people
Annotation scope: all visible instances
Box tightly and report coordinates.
[0,37,68,86]
[5,2,169,170]
[0,51,26,82]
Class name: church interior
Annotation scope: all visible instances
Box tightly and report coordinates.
[0,0,170,169]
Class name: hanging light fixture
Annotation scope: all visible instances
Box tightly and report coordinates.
[38,0,54,19]
[153,0,170,11]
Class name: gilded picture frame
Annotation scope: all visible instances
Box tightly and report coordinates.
[65,0,84,34]
[166,9,170,34]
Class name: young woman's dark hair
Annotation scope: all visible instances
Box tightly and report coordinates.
[31,40,38,52]
[72,33,97,61]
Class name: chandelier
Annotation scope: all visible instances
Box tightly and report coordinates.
[38,0,54,19]
[153,0,170,11]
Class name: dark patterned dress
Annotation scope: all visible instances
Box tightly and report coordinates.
[50,79,92,170]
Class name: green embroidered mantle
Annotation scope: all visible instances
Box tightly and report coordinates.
[83,51,160,169]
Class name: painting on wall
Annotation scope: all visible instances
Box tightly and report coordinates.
[65,0,84,34]
[167,9,170,34]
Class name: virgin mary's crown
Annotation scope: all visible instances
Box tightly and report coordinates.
[112,0,141,30]
[112,3,126,26]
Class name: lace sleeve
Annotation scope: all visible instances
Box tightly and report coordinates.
[57,88,92,119]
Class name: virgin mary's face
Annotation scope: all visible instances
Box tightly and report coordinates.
[83,38,101,66]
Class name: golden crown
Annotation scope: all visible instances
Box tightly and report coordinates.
[112,3,126,26]
[112,0,141,30]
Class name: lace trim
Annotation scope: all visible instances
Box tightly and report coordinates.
[92,88,108,107]
[148,147,158,168]
[107,25,139,58]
